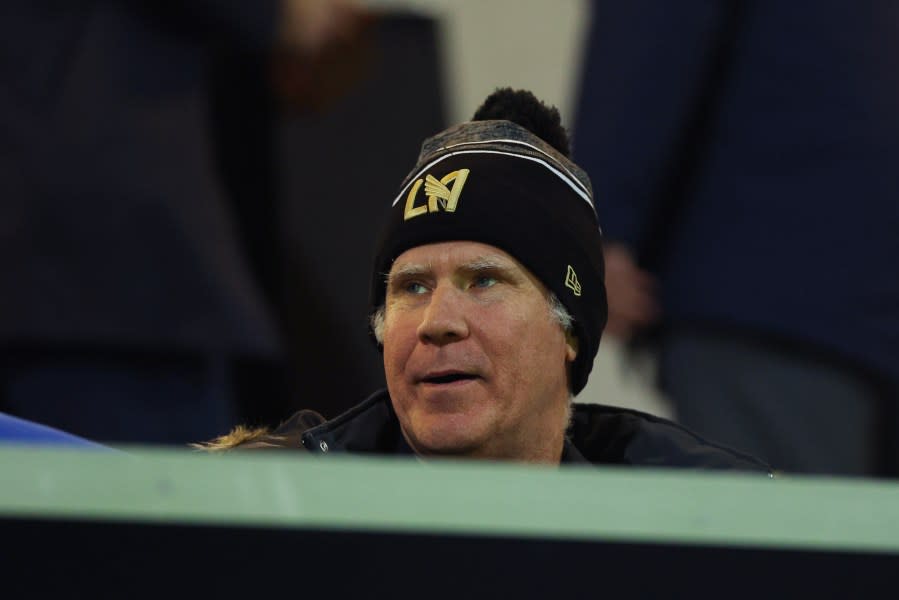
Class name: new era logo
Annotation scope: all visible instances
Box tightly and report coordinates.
[565,265,582,296]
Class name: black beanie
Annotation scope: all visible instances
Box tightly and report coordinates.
[369,119,607,395]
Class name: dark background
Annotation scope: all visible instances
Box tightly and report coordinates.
[210,13,445,425]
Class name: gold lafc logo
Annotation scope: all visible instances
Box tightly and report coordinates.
[404,169,470,221]
[565,265,582,296]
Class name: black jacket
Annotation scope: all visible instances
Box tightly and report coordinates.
[245,389,771,473]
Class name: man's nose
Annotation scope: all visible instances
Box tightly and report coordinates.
[417,284,469,345]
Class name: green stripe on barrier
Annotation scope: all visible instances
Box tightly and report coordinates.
[2,446,899,554]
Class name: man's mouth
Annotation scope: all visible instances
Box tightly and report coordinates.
[420,371,480,385]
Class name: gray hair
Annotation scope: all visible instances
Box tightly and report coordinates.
[369,291,574,344]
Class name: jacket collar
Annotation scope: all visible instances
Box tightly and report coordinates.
[302,389,588,465]
[301,389,403,455]
[560,439,589,464]
[300,388,770,473]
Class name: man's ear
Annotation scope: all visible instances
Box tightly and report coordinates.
[565,330,579,362]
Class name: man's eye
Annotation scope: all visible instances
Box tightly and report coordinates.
[472,275,498,289]
[405,282,428,294]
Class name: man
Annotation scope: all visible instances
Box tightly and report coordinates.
[202,88,767,471]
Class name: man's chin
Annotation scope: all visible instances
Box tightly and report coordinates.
[402,416,489,458]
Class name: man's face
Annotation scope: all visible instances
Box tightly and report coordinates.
[382,241,577,463]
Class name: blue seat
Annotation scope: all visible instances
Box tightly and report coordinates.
[0,412,107,448]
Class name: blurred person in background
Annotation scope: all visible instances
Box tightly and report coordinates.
[0,0,365,444]
[574,0,899,476]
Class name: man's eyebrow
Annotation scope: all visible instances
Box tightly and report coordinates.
[461,256,512,272]
[387,255,516,286]
[386,263,431,285]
